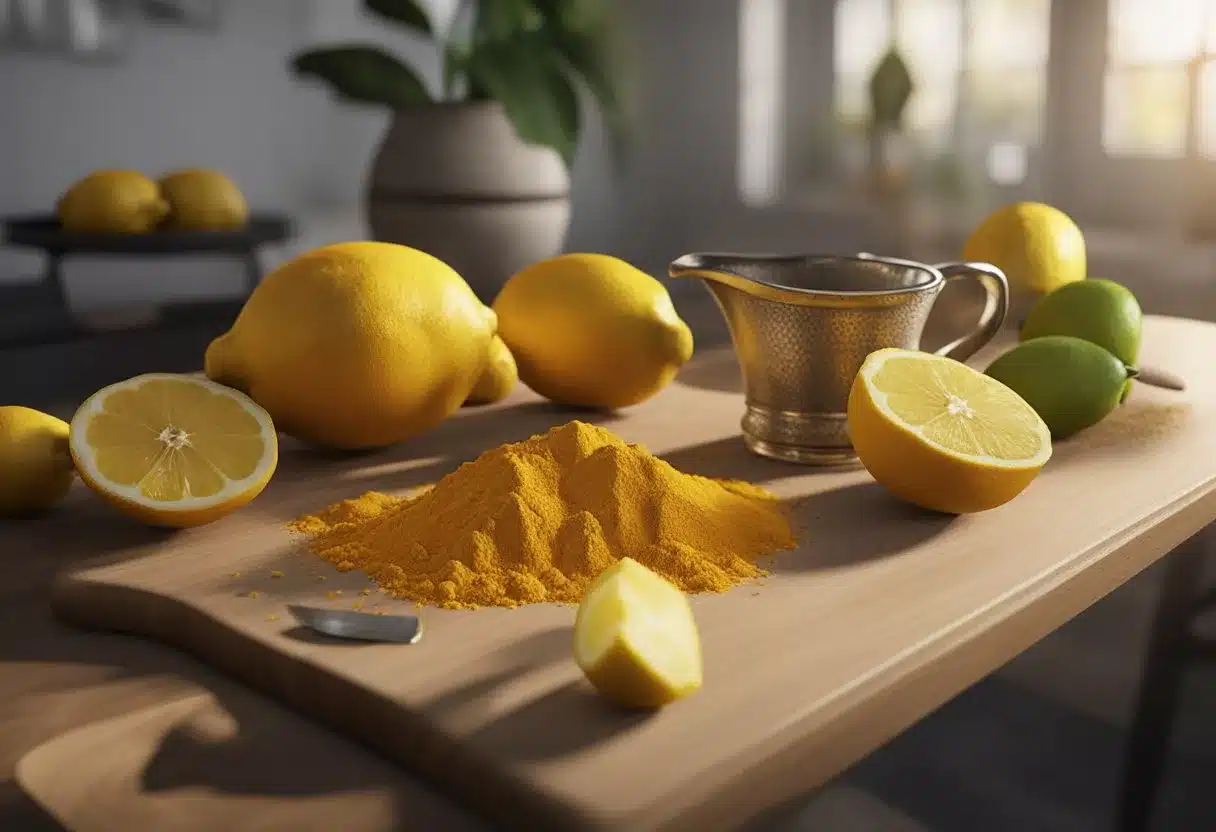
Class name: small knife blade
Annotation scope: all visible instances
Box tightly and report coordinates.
[286,604,423,644]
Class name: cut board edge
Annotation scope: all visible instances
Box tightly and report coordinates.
[48,569,612,832]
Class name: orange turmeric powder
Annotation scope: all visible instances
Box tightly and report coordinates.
[288,421,797,609]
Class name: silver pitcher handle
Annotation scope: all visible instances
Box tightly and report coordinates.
[929,261,1009,363]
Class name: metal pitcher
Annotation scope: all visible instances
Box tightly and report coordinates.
[668,252,1009,465]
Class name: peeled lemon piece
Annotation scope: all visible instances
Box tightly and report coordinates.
[573,558,703,709]
[70,374,278,528]
[847,348,1052,514]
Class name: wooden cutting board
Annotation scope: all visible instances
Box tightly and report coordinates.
[16,690,487,832]
[50,316,1216,831]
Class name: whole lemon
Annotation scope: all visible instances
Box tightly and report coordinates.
[963,202,1086,295]
[204,241,496,450]
[0,406,75,515]
[493,254,694,409]
[159,169,249,230]
[464,335,518,406]
[57,170,169,234]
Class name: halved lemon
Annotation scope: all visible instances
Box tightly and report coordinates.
[70,373,278,528]
[847,348,1052,514]
[573,558,703,709]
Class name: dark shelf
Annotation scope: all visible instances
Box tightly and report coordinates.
[3,214,293,256]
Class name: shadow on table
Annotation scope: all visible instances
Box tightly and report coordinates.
[0,779,61,832]
[673,350,743,395]
[421,625,653,762]
[659,435,798,483]
[0,596,481,831]
[468,680,654,762]
[0,499,485,831]
[1,490,178,590]
[659,435,954,571]
[775,482,955,572]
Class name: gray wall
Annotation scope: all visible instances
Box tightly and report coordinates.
[10,0,1085,314]
[0,0,631,310]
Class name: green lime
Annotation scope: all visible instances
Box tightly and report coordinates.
[1021,279,1141,363]
[1021,278,1142,403]
[984,336,1136,440]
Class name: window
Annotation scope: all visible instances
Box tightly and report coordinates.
[739,0,787,206]
[1103,0,1216,159]
[834,0,1050,184]
[835,0,960,150]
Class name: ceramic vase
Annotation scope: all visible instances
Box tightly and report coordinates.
[366,102,571,303]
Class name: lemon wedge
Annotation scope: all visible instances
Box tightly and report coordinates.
[70,374,278,528]
[573,558,703,709]
[847,348,1052,514]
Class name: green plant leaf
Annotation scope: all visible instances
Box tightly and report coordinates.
[466,37,581,168]
[533,1,629,164]
[869,48,914,130]
[363,0,432,37]
[472,0,543,43]
[550,28,626,154]
[531,0,604,33]
[291,46,433,109]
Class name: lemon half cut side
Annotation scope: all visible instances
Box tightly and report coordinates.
[70,373,278,528]
[573,558,704,709]
[847,348,1053,515]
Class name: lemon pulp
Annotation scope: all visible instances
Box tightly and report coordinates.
[871,354,1048,464]
[847,349,1052,514]
[70,374,277,527]
[574,557,703,709]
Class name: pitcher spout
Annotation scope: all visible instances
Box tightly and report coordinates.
[668,252,808,304]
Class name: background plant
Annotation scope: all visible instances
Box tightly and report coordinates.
[291,0,626,169]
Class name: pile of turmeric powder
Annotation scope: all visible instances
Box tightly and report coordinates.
[288,421,797,609]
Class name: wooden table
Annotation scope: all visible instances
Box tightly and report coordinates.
[4,315,1216,831]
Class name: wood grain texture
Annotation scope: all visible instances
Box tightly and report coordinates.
[47,316,1216,831]
[16,692,485,832]
[0,493,481,832]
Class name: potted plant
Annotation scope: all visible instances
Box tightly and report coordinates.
[866,46,914,197]
[291,0,626,301]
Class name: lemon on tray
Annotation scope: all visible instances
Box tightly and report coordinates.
[574,558,703,709]
[70,374,278,528]
[158,168,249,231]
[847,348,1053,514]
[57,170,169,234]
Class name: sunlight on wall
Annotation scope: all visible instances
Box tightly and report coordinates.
[832,0,1049,192]
[1104,0,1216,159]
[738,0,786,206]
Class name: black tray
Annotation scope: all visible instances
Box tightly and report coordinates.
[2,214,294,255]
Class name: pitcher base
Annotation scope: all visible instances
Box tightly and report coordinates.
[742,434,858,466]
[740,404,859,466]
